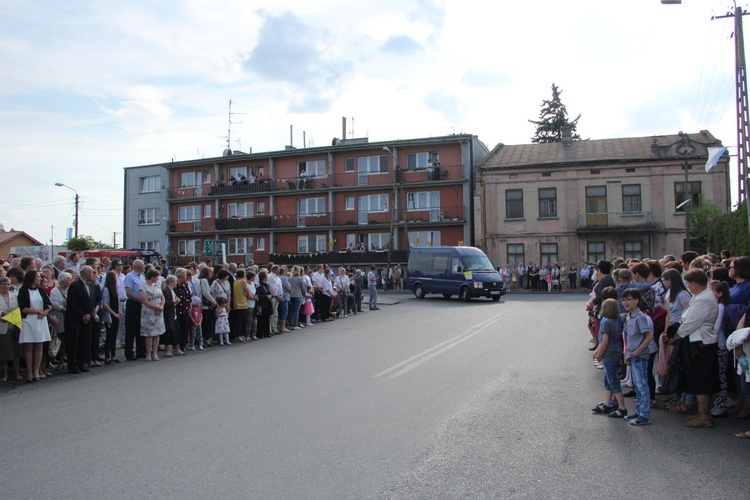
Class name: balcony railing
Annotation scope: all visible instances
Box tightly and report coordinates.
[577,211,655,231]
[209,180,277,196]
[167,185,211,199]
[215,216,273,230]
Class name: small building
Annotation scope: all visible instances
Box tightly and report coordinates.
[475,130,730,267]
[0,231,45,260]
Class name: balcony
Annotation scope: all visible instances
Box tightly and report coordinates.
[209,180,277,196]
[167,185,210,199]
[166,218,215,233]
[577,211,655,233]
[215,216,273,230]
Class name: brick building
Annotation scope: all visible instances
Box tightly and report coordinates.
[124,134,489,266]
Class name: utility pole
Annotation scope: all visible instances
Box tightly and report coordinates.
[713,4,750,230]
[383,147,399,291]
[677,132,695,251]
[113,232,121,249]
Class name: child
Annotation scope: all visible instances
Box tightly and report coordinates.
[622,288,654,426]
[215,297,231,346]
[592,299,628,418]
[189,296,203,351]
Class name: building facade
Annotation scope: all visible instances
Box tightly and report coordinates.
[475,130,731,267]
[124,134,489,266]
[123,164,170,253]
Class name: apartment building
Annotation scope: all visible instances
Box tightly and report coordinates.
[124,134,489,266]
[475,130,731,267]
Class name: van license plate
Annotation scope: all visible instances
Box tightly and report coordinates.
[491,291,500,295]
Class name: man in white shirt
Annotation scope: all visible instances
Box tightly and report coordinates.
[368,265,379,310]
[267,265,283,334]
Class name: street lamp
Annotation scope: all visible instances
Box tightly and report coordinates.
[55,182,79,238]
[677,132,695,251]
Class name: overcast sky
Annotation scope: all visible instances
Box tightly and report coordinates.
[0,0,745,249]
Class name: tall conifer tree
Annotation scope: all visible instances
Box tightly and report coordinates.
[529,83,581,143]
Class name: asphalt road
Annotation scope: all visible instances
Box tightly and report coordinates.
[2,293,749,499]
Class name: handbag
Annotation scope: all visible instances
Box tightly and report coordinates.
[49,334,62,357]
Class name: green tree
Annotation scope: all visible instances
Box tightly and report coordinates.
[707,201,750,256]
[687,199,721,251]
[529,83,582,143]
[65,235,114,251]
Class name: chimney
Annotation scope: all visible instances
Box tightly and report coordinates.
[561,125,572,145]
[342,117,346,140]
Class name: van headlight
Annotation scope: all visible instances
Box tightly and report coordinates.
[473,281,484,289]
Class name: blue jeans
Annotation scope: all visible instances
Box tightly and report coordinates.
[337,291,348,315]
[368,285,378,309]
[278,300,289,321]
[630,355,651,420]
[602,357,622,394]
[289,297,302,328]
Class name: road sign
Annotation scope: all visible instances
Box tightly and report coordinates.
[204,240,227,257]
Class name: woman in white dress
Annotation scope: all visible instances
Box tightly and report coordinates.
[139,269,165,361]
[18,270,52,383]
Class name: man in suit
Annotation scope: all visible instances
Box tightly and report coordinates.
[65,265,94,374]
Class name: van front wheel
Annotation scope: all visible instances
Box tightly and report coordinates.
[414,284,425,299]
[460,287,472,302]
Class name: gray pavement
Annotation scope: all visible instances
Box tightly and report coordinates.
[1,294,749,499]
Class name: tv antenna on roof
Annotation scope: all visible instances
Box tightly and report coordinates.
[225,99,245,153]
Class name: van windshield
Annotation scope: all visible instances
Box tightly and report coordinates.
[462,254,496,272]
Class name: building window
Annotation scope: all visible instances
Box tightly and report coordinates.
[408,231,441,248]
[587,242,606,263]
[586,186,607,213]
[138,208,158,225]
[140,176,159,193]
[138,241,159,252]
[358,155,389,174]
[178,205,201,222]
[298,197,326,215]
[675,181,701,211]
[345,157,355,173]
[257,237,266,251]
[228,167,247,181]
[407,191,440,210]
[228,237,254,255]
[345,196,355,210]
[298,160,326,177]
[506,189,524,219]
[256,202,266,215]
[203,204,212,218]
[538,188,557,218]
[507,244,524,266]
[359,194,389,213]
[177,239,201,255]
[624,241,642,260]
[298,235,326,253]
[540,243,558,266]
[228,202,253,218]
[180,171,208,188]
[622,185,642,212]
[367,233,391,250]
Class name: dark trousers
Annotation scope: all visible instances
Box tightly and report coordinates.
[64,320,82,372]
[233,308,249,338]
[177,313,190,351]
[104,317,118,359]
[313,291,323,322]
[125,299,145,358]
[258,310,271,338]
[319,294,332,321]
[201,307,215,343]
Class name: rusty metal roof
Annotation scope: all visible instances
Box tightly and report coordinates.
[480,130,722,170]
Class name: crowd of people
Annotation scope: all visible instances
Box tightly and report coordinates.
[499,261,596,292]
[0,254,384,383]
[583,250,750,438]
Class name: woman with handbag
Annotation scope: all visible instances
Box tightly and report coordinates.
[197,267,217,347]
[0,277,21,382]
[18,270,53,383]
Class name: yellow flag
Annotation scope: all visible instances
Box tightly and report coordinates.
[1,307,22,329]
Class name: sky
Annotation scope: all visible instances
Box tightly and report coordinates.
[0,0,747,250]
